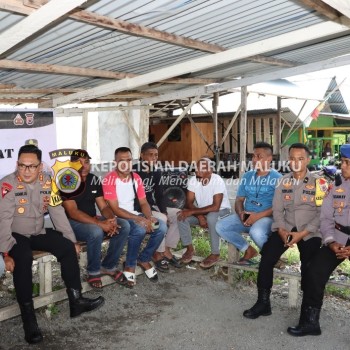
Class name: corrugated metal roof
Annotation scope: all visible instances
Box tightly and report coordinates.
[323,76,349,114]
[0,0,349,106]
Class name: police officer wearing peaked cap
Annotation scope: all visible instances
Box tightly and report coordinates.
[0,145,104,344]
[287,143,350,337]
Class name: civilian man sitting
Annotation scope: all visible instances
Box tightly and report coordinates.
[103,147,167,287]
[177,158,231,268]
[61,149,129,289]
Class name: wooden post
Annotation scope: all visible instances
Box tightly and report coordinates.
[227,244,240,285]
[288,278,299,308]
[274,97,282,156]
[239,86,248,178]
[81,110,88,150]
[212,92,220,171]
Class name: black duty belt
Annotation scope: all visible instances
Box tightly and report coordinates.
[335,222,350,235]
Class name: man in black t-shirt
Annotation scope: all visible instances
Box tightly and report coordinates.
[133,142,182,271]
[62,149,130,289]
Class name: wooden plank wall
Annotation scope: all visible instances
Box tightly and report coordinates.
[150,114,278,162]
[191,122,214,160]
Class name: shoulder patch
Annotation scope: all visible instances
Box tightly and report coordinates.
[1,182,13,198]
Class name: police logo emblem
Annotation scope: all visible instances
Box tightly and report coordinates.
[13,113,24,126]
[52,160,82,194]
[17,184,24,189]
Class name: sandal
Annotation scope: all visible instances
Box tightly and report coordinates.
[235,258,258,266]
[87,274,103,289]
[137,262,158,283]
[123,271,136,288]
[153,258,170,273]
[101,269,132,288]
[199,254,220,269]
[180,250,194,264]
[164,255,182,268]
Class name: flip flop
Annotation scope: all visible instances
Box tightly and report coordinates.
[101,269,132,288]
[163,255,182,268]
[235,258,258,266]
[153,258,170,273]
[180,251,194,264]
[137,263,158,283]
[86,274,103,289]
[199,255,220,269]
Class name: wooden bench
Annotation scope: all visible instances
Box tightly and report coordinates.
[174,243,350,309]
[0,240,143,322]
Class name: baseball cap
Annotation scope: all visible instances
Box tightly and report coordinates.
[141,142,158,153]
[70,149,91,161]
[340,144,350,159]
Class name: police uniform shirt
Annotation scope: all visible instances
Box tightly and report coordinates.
[271,170,322,240]
[0,172,76,253]
[320,176,350,246]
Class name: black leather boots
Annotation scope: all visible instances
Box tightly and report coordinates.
[66,288,105,318]
[243,288,272,319]
[19,301,43,344]
[287,306,321,336]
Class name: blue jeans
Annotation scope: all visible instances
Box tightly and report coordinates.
[69,218,129,275]
[215,213,272,252]
[125,218,166,269]
[0,254,4,276]
[177,209,230,255]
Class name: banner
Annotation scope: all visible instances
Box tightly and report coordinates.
[0,109,56,179]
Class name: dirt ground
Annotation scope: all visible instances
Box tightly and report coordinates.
[0,264,349,350]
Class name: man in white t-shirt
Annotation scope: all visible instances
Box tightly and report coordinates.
[177,158,231,269]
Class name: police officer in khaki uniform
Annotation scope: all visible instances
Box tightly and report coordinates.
[243,143,323,319]
[0,145,104,344]
[288,144,350,336]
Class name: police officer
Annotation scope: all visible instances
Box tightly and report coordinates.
[243,143,323,319]
[0,145,104,344]
[287,144,350,336]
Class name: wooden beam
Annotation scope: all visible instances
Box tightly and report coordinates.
[0,88,82,94]
[53,21,349,107]
[0,59,218,85]
[0,98,49,103]
[0,83,16,89]
[157,97,200,147]
[298,0,350,26]
[0,0,90,56]
[249,55,298,67]
[141,54,350,105]
[23,0,225,53]
[323,0,350,18]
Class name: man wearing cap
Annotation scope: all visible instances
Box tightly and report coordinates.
[61,149,130,289]
[287,144,350,337]
[133,142,182,272]
[0,145,104,344]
